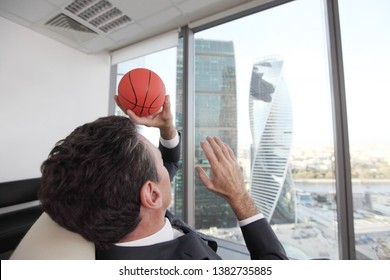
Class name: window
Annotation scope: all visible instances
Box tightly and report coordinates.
[115,48,178,146]
[191,0,338,259]
[109,0,390,260]
[115,47,181,213]
[339,0,390,260]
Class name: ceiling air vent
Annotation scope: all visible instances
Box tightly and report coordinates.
[64,0,132,33]
[46,13,96,34]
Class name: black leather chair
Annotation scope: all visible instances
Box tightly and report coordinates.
[0,178,43,258]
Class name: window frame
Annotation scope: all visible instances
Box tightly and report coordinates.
[182,0,354,259]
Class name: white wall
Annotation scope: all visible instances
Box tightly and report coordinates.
[0,17,111,182]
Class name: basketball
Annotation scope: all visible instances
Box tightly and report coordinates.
[117,68,166,117]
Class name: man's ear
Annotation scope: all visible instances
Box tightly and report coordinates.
[140,181,162,209]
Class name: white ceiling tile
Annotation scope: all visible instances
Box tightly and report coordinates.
[113,0,172,21]
[44,0,70,7]
[107,23,144,42]
[139,7,181,29]
[178,0,222,14]
[81,36,115,52]
[0,0,56,23]
[170,0,186,4]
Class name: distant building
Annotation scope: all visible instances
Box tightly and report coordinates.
[249,57,295,224]
[370,193,390,215]
[297,192,316,207]
[175,39,238,229]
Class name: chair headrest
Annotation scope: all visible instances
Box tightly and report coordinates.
[10,212,95,260]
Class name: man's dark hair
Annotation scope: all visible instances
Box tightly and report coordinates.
[38,116,159,248]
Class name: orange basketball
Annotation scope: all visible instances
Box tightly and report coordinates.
[117,68,166,117]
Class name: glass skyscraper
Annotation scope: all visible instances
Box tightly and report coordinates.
[175,38,238,229]
[249,57,295,224]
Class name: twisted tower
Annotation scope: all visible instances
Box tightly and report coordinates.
[249,57,295,223]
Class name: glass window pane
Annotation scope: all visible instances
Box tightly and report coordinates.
[115,48,178,146]
[339,0,390,260]
[115,47,181,214]
[191,0,338,259]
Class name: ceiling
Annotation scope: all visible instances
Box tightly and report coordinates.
[0,0,260,54]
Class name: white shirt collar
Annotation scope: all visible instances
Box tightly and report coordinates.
[115,218,182,247]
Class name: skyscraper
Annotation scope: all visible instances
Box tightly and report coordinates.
[249,57,295,224]
[194,39,237,229]
[175,38,238,229]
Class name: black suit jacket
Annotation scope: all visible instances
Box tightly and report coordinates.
[96,135,288,260]
[96,211,221,260]
[96,211,287,260]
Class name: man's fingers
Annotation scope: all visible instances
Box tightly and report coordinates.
[149,107,164,120]
[126,108,142,122]
[206,136,224,162]
[213,137,232,160]
[207,136,232,163]
[163,95,171,112]
[126,108,157,126]
[225,143,237,161]
[195,166,214,190]
[200,140,218,165]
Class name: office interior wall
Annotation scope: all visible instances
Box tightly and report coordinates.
[0,17,111,182]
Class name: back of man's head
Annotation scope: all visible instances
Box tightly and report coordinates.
[39,116,159,248]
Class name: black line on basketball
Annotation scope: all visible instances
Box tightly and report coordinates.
[139,70,151,116]
[119,95,137,106]
[147,87,165,114]
[120,93,161,109]
[127,72,137,110]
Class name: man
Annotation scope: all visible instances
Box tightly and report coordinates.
[38,95,287,260]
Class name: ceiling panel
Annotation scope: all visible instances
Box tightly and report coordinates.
[0,0,56,23]
[0,0,259,54]
[114,0,173,21]
[138,7,182,29]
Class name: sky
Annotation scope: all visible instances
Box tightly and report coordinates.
[338,0,390,147]
[118,0,390,152]
[195,0,333,148]
[193,0,390,149]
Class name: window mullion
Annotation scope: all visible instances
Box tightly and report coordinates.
[182,26,196,228]
[324,0,356,260]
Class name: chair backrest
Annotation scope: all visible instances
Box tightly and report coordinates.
[0,178,41,208]
[0,178,43,255]
[10,212,95,260]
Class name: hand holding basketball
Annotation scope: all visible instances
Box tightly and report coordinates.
[114,92,175,140]
[117,68,166,117]
[127,95,173,126]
